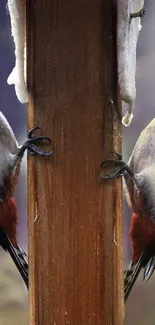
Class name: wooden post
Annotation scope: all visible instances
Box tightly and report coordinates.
[27,0,123,324]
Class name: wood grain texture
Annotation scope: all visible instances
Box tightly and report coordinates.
[27,0,123,324]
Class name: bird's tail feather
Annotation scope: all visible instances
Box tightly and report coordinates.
[143,256,155,282]
[0,228,28,288]
[124,253,146,303]
[125,244,155,302]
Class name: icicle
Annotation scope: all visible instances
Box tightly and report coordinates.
[7,0,28,103]
[117,0,145,126]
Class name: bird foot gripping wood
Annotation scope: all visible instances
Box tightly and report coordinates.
[17,127,53,158]
[100,159,129,179]
[100,156,135,181]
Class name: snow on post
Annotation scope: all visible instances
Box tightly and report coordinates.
[7,0,28,104]
[117,0,144,126]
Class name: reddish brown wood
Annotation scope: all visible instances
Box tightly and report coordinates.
[27,0,123,324]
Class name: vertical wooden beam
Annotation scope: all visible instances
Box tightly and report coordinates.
[27,0,123,324]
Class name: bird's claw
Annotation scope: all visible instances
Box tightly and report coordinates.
[26,144,52,156]
[27,126,40,138]
[18,127,53,158]
[100,157,136,181]
[100,159,127,179]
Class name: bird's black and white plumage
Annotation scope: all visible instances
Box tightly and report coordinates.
[101,119,155,302]
[0,111,52,288]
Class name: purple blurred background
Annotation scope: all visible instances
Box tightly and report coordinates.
[0,0,155,323]
[0,0,27,250]
[0,1,28,323]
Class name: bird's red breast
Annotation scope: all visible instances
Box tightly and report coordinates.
[0,196,18,247]
[129,211,155,264]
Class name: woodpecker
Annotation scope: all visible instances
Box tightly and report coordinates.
[100,119,155,302]
[0,111,52,289]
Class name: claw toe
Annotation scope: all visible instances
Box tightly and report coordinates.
[18,127,53,158]
[27,144,53,156]
[28,127,40,138]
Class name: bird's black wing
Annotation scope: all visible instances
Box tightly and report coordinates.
[124,244,155,303]
[124,254,144,302]
[0,228,28,288]
[143,256,155,281]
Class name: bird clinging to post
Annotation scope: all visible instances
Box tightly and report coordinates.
[100,119,155,302]
[0,111,53,289]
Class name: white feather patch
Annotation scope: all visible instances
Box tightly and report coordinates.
[117,0,144,126]
[7,0,28,103]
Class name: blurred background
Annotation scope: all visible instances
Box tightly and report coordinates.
[0,0,155,324]
[123,0,155,324]
[0,0,28,324]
